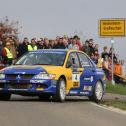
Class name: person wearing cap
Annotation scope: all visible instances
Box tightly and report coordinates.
[37,38,43,49]
[27,38,38,51]
[2,42,13,66]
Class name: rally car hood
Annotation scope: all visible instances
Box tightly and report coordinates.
[2,65,47,74]
[41,66,64,74]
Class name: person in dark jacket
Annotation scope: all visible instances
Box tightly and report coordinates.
[88,39,95,56]
[101,46,109,60]
[43,38,50,49]
[0,41,3,62]
[83,40,90,55]
[56,37,65,49]
[37,39,43,49]
[17,37,29,58]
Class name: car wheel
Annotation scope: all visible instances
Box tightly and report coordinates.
[0,93,11,101]
[54,78,66,102]
[89,81,103,103]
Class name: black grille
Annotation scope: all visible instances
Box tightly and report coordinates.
[6,74,34,79]
[7,80,30,84]
[8,84,32,89]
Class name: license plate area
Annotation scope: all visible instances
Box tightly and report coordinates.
[8,84,32,89]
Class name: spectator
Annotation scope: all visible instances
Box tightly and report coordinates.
[68,38,79,50]
[102,57,109,79]
[76,37,82,50]
[97,54,103,68]
[90,53,95,63]
[53,40,59,49]
[121,60,125,76]
[56,37,65,49]
[62,38,68,49]
[43,38,50,49]
[27,38,38,51]
[107,57,112,81]
[17,37,29,57]
[88,39,95,56]
[94,44,99,52]
[83,40,90,55]
[37,39,43,49]
[8,38,17,60]
[101,46,109,60]
[2,41,13,66]
[94,50,99,64]
[0,41,3,54]
[109,47,117,63]
[0,41,3,61]
[49,40,55,49]
[114,60,122,84]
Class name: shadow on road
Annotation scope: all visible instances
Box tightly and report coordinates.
[3,95,90,103]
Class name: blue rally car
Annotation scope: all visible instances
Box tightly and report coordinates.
[0,49,106,102]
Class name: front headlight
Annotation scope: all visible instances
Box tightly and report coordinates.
[34,72,56,80]
[0,74,5,79]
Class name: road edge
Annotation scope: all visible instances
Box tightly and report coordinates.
[90,102,126,115]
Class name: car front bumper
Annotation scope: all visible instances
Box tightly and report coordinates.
[0,79,57,95]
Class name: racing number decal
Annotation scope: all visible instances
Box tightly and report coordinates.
[72,72,80,82]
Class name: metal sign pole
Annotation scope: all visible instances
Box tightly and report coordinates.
[111,38,115,85]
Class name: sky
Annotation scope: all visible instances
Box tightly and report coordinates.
[0,0,126,67]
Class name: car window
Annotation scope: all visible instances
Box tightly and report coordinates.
[67,53,81,68]
[16,51,66,66]
[78,53,93,68]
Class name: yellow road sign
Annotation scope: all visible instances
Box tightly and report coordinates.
[99,19,125,37]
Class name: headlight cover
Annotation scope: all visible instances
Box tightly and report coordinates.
[0,74,5,79]
[34,72,56,80]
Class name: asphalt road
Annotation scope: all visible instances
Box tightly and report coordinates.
[0,95,125,126]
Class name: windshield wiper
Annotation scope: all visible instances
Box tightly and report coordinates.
[33,63,51,65]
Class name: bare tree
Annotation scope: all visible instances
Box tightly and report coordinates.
[0,16,21,44]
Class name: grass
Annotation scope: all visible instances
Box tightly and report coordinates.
[102,101,126,111]
[103,81,126,110]
[106,81,126,95]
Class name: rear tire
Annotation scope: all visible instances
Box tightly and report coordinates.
[54,78,66,102]
[89,81,103,103]
[0,93,11,101]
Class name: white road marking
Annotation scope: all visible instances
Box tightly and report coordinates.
[90,102,126,115]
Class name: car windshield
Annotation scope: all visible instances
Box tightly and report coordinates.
[16,51,67,66]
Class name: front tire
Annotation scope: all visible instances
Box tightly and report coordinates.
[89,81,103,103]
[0,93,11,101]
[54,78,66,102]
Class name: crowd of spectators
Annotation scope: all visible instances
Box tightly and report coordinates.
[0,35,125,84]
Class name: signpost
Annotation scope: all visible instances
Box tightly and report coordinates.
[99,19,125,85]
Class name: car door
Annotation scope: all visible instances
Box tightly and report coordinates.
[66,52,83,94]
[77,52,96,95]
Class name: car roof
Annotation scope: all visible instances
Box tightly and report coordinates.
[36,49,68,52]
[30,49,84,54]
